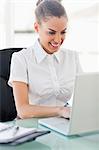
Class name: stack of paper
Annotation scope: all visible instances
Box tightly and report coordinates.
[0,122,50,145]
[0,123,14,131]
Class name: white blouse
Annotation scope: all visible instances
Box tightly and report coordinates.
[8,39,82,106]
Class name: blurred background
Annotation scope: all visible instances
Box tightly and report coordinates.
[0,0,99,72]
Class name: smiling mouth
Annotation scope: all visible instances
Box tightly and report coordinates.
[49,42,60,48]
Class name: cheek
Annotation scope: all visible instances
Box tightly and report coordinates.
[40,36,50,46]
[61,36,65,44]
[62,35,66,41]
[43,35,52,43]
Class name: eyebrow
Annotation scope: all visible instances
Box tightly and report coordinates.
[48,28,67,32]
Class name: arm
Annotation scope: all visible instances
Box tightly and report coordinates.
[12,81,70,119]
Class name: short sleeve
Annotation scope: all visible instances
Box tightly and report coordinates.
[8,52,28,87]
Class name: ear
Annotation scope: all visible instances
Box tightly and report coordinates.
[34,22,39,32]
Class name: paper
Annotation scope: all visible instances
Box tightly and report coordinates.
[0,123,13,131]
[0,123,36,143]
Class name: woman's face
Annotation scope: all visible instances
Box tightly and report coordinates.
[34,16,68,54]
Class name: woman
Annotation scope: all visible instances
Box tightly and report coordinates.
[8,0,82,119]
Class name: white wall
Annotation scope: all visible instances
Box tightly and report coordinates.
[0,0,14,49]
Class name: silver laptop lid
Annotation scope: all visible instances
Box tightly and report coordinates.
[69,72,99,135]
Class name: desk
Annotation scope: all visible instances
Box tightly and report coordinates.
[0,118,99,150]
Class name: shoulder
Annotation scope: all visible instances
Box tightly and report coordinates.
[12,46,34,62]
[12,46,33,57]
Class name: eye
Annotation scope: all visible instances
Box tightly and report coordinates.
[61,31,66,35]
[48,31,55,35]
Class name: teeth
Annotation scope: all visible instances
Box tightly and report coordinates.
[51,43,60,47]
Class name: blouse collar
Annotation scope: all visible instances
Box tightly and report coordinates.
[33,38,61,64]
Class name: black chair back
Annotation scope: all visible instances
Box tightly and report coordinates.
[0,48,23,122]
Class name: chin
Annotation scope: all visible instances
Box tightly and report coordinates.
[53,47,60,52]
[54,49,59,52]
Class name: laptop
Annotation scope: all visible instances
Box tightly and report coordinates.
[39,73,99,136]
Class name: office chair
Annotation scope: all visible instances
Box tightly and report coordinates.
[0,48,23,122]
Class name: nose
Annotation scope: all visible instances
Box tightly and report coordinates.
[54,33,62,44]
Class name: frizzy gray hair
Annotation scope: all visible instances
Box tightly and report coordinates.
[35,0,68,24]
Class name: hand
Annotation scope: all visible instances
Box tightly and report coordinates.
[58,106,72,119]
